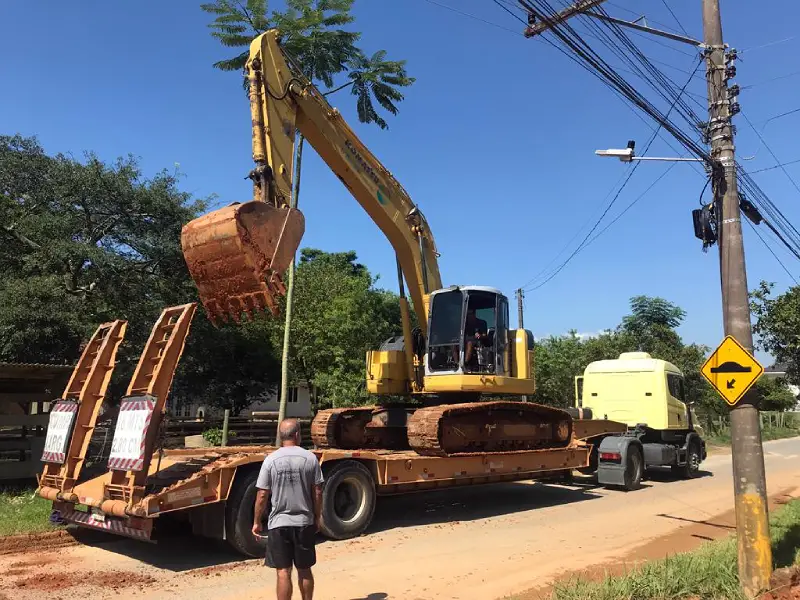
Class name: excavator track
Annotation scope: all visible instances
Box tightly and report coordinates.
[311,407,410,451]
[406,401,573,457]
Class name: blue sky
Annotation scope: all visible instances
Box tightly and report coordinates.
[2,1,799,365]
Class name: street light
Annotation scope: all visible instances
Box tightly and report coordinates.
[595,139,705,163]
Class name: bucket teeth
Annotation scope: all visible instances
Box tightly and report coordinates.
[181,201,304,324]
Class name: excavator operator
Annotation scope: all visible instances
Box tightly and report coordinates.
[464,307,488,369]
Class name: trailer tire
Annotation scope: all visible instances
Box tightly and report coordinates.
[673,439,702,479]
[320,460,376,540]
[622,446,643,491]
[225,468,268,558]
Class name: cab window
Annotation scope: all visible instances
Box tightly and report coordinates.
[666,373,685,401]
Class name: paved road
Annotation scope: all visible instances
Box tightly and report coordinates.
[4,438,800,600]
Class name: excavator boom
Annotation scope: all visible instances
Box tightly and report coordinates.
[181,30,440,329]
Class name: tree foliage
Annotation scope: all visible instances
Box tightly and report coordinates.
[200,0,415,128]
[0,134,282,413]
[253,248,402,409]
[532,296,722,417]
[752,281,800,386]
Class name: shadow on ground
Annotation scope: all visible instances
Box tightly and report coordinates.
[70,526,249,572]
[365,479,604,535]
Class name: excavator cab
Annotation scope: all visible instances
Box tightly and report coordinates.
[425,286,510,377]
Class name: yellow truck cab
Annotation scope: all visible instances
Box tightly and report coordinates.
[572,352,706,491]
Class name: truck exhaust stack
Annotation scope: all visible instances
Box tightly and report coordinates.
[181,201,305,324]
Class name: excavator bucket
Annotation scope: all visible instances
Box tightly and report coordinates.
[181,200,305,324]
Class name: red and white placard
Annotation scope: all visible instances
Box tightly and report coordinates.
[41,400,79,464]
[108,397,156,472]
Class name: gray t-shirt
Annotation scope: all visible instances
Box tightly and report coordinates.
[256,445,324,530]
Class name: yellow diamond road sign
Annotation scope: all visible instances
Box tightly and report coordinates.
[701,335,764,407]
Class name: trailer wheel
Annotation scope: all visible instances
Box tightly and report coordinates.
[320,460,376,540]
[622,446,643,491]
[225,468,268,558]
[673,440,702,479]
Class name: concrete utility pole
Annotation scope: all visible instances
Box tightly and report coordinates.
[702,1,772,594]
[520,0,772,594]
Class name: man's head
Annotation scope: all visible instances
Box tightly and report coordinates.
[278,418,301,446]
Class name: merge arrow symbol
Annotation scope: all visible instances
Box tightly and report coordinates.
[727,379,736,390]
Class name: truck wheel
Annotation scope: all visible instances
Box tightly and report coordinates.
[225,468,268,558]
[622,446,643,491]
[320,460,376,540]
[673,441,702,479]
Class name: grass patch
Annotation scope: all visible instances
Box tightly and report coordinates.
[705,426,799,448]
[528,498,800,600]
[0,487,57,536]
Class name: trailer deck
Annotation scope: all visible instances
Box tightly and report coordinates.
[50,441,590,544]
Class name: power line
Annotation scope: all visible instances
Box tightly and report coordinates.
[741,110,800,197]
[745,218,798,285]
[606,1,685,35]
[750,158,800,175]
[660,0,690,37]
[742,70,800,90]
[583,161,679,249]
[521,59,701,292]
[418,0,523,35]
[741,35,798,53]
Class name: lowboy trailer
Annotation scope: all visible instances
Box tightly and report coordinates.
[50,443,590,557]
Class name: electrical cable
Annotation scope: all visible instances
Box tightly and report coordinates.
[741,35,798,54]
[517,0,710,162]
[520,59,700,292]
[660,0,690,37]
[746,218,799,284]
[419,0,523,34]
[740,110,800,198]
[582,161,679,250]
[750,158,800,175]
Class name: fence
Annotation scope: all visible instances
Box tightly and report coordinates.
[702,411,800,437]
[161,414,313,449]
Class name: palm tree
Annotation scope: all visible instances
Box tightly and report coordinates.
[201,0,415,441]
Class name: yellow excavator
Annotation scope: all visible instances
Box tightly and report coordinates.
[181,30,571,457]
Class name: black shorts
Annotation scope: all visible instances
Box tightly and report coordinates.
[265,525,317,570]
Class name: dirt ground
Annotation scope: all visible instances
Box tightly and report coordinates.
[3,437,800,600]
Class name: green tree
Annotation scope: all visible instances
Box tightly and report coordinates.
[752,281,800,385]
[751,377,797,413]
[530,296,721,417]
[253,249,402,409]
[201,0,415,128]
[0,134,282,413]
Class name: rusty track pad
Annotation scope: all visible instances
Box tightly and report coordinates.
[181,201,305,324]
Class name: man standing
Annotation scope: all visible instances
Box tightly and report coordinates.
[253,419,324,600]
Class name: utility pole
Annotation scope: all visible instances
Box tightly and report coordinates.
[702,1,772,594]
[520,0,772,594]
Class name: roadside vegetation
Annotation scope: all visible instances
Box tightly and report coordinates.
[539,498,800,600]
[0,486,57,536]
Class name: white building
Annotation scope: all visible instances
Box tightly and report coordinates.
[763,364,800,410]
[168,383,313,419]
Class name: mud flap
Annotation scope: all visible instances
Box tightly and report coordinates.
[596,436,641,488]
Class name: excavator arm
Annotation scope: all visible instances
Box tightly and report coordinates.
[182,30,441,337]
